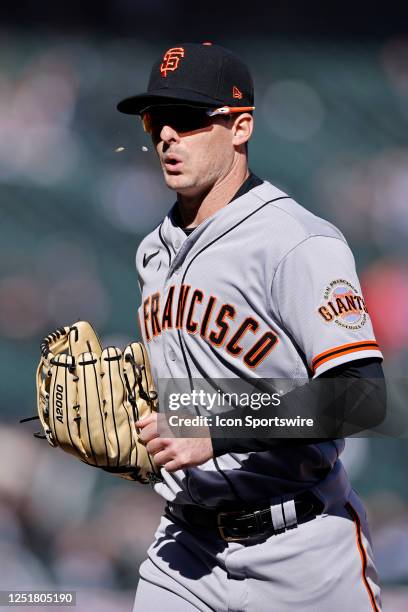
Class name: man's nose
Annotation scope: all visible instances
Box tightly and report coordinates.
[160,124,181,144]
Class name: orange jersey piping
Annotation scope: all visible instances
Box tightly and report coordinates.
[346,502,380,612]
[312,341,380,373]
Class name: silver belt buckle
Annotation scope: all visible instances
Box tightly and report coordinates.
[217,510,252,542]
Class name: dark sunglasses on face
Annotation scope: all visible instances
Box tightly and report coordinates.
[141,105,255,137]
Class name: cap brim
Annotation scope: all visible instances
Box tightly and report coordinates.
[117,89,226,115]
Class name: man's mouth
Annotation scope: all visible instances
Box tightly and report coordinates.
[163,154,183,172]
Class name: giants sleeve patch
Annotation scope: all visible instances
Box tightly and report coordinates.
[317,279,368,330]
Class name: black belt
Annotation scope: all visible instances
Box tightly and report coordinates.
[166,491,325,542]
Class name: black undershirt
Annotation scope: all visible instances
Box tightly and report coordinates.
[211,358,385,457]
[177,171,263,236]
[228,171,264,202]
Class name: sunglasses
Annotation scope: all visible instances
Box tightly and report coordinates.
[141,105,255,137]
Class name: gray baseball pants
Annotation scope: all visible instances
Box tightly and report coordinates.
[133,489,381,612]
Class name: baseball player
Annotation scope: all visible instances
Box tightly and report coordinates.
[116,43,384,611]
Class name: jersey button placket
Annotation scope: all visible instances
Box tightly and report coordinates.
[170,246,186,277]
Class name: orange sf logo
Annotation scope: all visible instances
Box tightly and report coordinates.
[160,47,185,77]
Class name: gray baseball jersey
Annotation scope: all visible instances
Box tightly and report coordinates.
[134,179,382,611]
[136,179,382,508]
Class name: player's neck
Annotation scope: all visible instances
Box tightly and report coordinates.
[177,161,249,229]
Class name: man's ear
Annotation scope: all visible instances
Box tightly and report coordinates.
[232,113,253,147]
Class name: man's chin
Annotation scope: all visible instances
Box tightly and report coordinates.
[164,173,192,192]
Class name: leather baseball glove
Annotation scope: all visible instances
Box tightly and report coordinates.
[27,321,161,484]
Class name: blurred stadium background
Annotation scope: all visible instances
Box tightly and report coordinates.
[1,2,408,610]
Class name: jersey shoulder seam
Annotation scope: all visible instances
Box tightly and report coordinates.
[272,233,348,286]
[265,195,329,236]
[269,234,350,325]
[252,190,345,245]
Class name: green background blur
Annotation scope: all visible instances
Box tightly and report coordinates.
[1,3,408,610]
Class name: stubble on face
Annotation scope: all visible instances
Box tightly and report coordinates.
[155,120,235,198]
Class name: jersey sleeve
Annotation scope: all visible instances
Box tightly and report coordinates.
[271,235,383,377]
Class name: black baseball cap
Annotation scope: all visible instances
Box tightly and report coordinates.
[117,42,254,115]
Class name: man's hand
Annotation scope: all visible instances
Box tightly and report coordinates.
[136,413,214,472]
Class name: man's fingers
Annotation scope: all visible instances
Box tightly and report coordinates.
[138,422,159,444]
[146,438,165,455]
[153,448,173,467]
[142,437,213,470]
[136,413,156,429]
[162,459,181,473]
